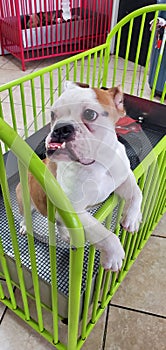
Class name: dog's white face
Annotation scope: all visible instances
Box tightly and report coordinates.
[45,81,125,166]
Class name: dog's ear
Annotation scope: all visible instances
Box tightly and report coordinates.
[64,81,89,90]
[108,85,125,116]
[75,82,90,88]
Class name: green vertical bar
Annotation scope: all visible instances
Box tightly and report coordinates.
[18,160,44,332]
[152,158,165,225]
[86,54,91,85]
[148,151,165,230]
[105,211,113,231]
[81,245,95,340]
[40,75,45,126]
[131,178,147,259]
[139,162,159,246]
[102,42,111,87]
[131,13,146,95]
[156,183,166,217]
[114,200,125,236]
[124,233,137,270]
[47,199,59,344]
[92,51,97,87]
[9,88,17,132]
[0,100,8,152]
[140,11,159,97]
[112,27,121,87]
[58,67,62,96]
[160,82,166,103]
[117,228,127,284]
[97,49,104,87]
[0,281,5,299]
[73,60,77,81]
[101,271,111,308]
[30,79,38,132]
[66,63,70,80]
[0,144,30,319]
[141,152,165,243]
[68,246,84,350]
[80,57,84,82]
[150,31,166,100]
[122,233,132,270]
[0,239,16,309]
[110,271,118,296]
[49,71,54,107]
[117,232,132,282]
[20,83,28,137]
[132,162,157,258]
[122,18,133,89]
[0,98,4,121]
[91,266,104,323]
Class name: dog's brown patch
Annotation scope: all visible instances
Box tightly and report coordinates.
[75,82,90,88]
[93,86,125,121]
[16,158,57,217]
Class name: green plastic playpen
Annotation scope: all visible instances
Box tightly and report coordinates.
[0,4,166,350]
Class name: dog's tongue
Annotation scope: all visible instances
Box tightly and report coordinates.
[47,142,65,150]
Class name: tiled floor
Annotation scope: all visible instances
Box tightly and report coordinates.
[0,54,166,350]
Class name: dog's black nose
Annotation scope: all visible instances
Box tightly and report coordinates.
[51,123,75,143]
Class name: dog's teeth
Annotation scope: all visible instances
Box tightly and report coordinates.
[61,142,66,149]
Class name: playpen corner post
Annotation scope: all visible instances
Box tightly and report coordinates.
[68,242,85,350]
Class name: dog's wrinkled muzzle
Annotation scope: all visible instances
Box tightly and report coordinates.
[47,123,75,152]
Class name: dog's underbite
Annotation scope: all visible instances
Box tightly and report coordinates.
[16,81,142,272]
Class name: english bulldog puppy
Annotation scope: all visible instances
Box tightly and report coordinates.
[16,82,142,272]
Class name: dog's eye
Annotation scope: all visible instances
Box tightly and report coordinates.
[83,109,98,121]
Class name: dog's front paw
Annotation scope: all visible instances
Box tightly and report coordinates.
[121,210,142,233]
[100,234,125,272]
[19,220,27,235]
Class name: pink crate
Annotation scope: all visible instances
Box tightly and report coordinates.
[0,0,113,70]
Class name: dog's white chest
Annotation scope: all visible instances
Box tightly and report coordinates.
[57,163,108,209]
[57,159,128,210]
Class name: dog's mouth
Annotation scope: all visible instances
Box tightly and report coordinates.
[46,141,95,165]
[47,141,66,151]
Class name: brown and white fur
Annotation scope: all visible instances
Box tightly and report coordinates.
[16,81,142,272]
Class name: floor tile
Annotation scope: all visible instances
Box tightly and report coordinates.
[81,310,107,349]
[11,288,107,349]
[152,213,166,237]
[0,283,8,320]
[111,236,166,317]
[0,55,13,67]
[109,55,141,71]
[0,68,33,86]
[1,57,40,72]
[0,302,6,321]
[0,309,55,350]
[36,55,70,69]
[1,102,41,130]
[105,306,166,350]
